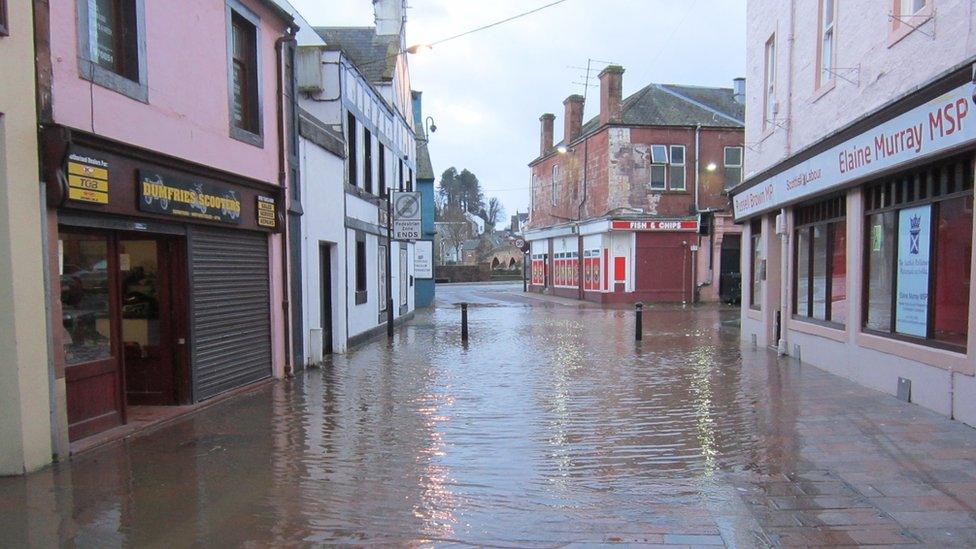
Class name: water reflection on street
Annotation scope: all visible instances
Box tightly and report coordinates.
[3,283,976,546]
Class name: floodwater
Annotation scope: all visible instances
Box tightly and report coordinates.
[4,283,976,546]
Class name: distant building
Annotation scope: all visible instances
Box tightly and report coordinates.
[510,211,529,234]
[731,0,976,426]
[526,66,745,303]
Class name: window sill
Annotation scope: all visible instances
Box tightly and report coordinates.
[811,79,836,103]
[746,307,761,320]
[230,126,264,148]
[857,330,971,375]
[355,290,368,305]
[789,316,847,342]
[79,61,148,103]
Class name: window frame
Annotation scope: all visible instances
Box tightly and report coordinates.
[378,142,386,198]
[669,145,686,191]
[724,146,743,189]
[750,218,763,310]
[792,195,847,328]
[355,231,368,305]
[347,112,358,187]
[363,128,373,194]
[378,242,387,311]
[763,34,776,129]
[75,0,148,102]
[816,0,837,91]
[861,154,974,353]
[1,0,9,36]
[888,0,933,46]
[225,0,264,147]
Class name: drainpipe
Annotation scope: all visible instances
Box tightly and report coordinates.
[276,28,298,377]
[694,124,701,212]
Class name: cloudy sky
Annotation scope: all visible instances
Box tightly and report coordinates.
[290,0,746,222]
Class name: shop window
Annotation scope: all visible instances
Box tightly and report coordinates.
[355,232,367,304]
[817,0,836,89]
[750,218,762,310]
[347,113,358,186]
[61,233,113,365]
[227,2,262,144]
[724,147,743,190]
[1,0,8,36]
[364,128,373,194]
[669,145,686,191]
[77,0,147,101]
[793,195,847,326]
[378,143,387,198]
[863,154,974,351]
[763,34,776,129]
[378,243,387,311]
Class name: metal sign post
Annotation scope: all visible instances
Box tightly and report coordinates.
[386,190,394,338]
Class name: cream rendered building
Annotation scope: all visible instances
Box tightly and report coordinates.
[0,0,56,474]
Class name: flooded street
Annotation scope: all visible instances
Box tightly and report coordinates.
[4,283,976,546]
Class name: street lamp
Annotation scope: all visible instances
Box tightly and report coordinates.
[706,162,717,172]
[406,43,433,54]
[556,144,568,154]
[425,116,437,135]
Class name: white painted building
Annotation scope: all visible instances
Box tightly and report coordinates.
[295,1,417,353]
[733,0,976,424]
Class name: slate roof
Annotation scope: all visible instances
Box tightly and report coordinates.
[416,136,434,180]
[574,83,744,145]
[314,27,399,83]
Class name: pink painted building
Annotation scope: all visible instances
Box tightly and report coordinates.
[732,0,976,425]
[35,0,296,450]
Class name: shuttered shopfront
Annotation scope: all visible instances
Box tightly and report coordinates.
[189,226,273,400]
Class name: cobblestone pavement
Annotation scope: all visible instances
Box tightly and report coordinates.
[3,283,976,547]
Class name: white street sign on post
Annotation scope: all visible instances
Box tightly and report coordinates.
[392,191,422,241]
[414,240,433,279]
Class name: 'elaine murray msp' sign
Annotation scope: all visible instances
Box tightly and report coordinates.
[733,80,976,220]
[138,170,242,224]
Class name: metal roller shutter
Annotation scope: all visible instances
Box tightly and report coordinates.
[189,227,272,401]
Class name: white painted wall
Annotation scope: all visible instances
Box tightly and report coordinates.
[745,0,976,180]
[299,136,348,358]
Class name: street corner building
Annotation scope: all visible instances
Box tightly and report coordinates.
[732,0,976,425]
[524,65,746,305]
[32,0,296,454]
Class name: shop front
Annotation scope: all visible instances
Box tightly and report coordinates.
[525,216,703,304]
[732,69,976,425]
[47,133,282,442]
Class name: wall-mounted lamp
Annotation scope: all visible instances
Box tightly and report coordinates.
[406,43,433,54]
[556,144,568,154]
[425,116,437,135]
[706,162,717,172]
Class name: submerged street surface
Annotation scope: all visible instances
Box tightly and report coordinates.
[4,283,976,546]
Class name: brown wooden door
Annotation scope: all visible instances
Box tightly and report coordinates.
[120,236,178,406]
[62,231,124,441]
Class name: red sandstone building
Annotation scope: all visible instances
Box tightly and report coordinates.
[525,66,745,303]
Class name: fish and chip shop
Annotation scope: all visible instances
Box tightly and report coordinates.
[732,68,976,425]
[46,136,282,443]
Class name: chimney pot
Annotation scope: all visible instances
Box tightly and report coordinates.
[563,94,585,145]
[599,65,625,125]
[539,113,555,156]
[733,77,745,104]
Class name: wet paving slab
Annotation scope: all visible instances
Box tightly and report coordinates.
[4,283,976,546]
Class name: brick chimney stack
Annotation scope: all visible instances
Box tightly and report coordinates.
[599,65,625,125]
[539,113,555,156]
[563,95,585,144]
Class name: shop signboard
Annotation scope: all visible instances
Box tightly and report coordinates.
[392,191,422,240]
[66,153,110,205]
[734,80,976,220]
[610,219,699,231]
[138,170,242,224]
[895,204,931,337]
[415,240,433,279]
[256,195,277,229]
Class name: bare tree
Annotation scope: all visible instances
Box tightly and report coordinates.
[438,205,473,263]
[482,197,505,233]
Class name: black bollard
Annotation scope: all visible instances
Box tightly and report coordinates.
[635,302,643,341]
[461,302,469,342]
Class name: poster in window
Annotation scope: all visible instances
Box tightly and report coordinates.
[895,204,931,337]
